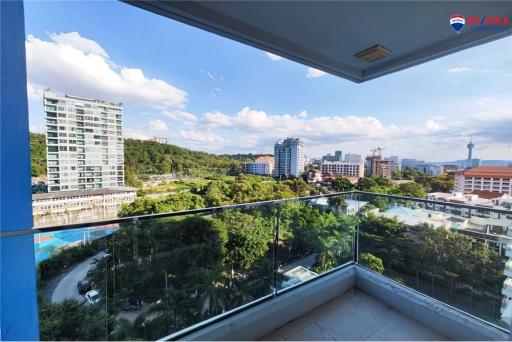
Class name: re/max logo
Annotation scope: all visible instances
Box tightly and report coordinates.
[465,16,510,26]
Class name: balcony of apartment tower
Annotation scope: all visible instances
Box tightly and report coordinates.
[1,1,512,341]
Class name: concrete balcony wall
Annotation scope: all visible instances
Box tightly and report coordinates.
[179,264,508,341]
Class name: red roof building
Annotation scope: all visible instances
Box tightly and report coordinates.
[455,166,512,196]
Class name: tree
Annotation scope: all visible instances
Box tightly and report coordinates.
[119,197,159,217]
[316,230,353,272]
[30,132,46,177]
[221,211,271,271]
[356,177,378,191]
[39,298,111,340]
[332,177,355,191]
[392,182,427,198]
[359,253,384,274]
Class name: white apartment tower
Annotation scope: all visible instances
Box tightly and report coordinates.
[274,138,305,178]
[44,90,124,192]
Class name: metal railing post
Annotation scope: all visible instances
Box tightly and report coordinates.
[273,203,281,296]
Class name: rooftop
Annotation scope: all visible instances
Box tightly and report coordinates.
[456,166,512,179]
[32,187,137,201]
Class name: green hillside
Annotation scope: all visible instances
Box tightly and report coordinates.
[30,132,47,177]
[29,134,258,181]
[124,139,242,180]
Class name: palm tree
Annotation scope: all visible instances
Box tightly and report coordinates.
[193,265,229,318]
[316,230,351,272]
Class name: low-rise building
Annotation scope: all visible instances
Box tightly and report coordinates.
[321,161,364,178]
[242,156,274,176]
[33,187,137,226]
[149,136,168,144]
[455,166,512,196]
[306,169,323,183]
[428,191,512,212]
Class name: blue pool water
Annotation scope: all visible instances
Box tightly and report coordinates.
[34,224,119,263]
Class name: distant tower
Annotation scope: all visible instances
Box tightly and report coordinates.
[467,138,475,167]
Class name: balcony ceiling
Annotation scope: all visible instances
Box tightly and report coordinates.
[126,1,512,83]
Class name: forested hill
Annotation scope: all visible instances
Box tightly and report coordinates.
[30,132,47,177]
[124,138,242,178]
[29,134,258,179]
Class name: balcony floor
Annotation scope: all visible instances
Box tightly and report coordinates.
[261,289,448,341]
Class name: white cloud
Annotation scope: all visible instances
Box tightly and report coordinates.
[200,107,443,144]
[148,119,169,131]
[26,32,187,110]
[179,129,225,145]
[162,110,197,124]
[207,71,216,80]
[27,82,43,101]
[49,32,109,58]
[203,111,234,127]
[265,52,283,61]
[124,129,151,140]
[306,67,327,78]
[446,67,470,73]
[298,110,308,119]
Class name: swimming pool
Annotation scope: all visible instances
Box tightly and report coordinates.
[34,224,119,263]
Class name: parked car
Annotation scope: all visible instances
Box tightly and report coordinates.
[121,298,144,311]
[77,280,92,294]
[86,266,97,277]
[85,290,100,305]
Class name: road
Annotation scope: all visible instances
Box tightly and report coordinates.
[50,252,104,304]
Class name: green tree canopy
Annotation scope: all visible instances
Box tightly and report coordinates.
[331,177,355,192]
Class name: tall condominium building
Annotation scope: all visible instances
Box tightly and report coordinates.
[321,161,364,178]
[365,150,392,179]
[322,150,343,162]
[274,138,305,178]
[455,166,512,196]
[386,156,401,173]
[44,90,124,192]
[242,156,274,176]
[401,158,425,169]
[344,153,362,163]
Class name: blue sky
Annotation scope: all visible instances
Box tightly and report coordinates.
[24,1,512,161]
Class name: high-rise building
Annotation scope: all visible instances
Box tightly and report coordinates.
[386,156,401,173]
[365,148,391,179]
[344,153,362,163]
[44,90,125,192]
[401,158,425,169]
[334,150,343,161]
[274,138,305,178]
[322,150,343,162]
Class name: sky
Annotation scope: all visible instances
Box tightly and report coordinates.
[24,1,512,161]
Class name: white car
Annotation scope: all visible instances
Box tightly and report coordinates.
[85,290,101,305]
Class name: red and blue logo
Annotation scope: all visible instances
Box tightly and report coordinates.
[450,14,465,32]
[450,14,510,33]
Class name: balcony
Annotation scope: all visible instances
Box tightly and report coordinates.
[3,192,511,340]
[2,1,512,340]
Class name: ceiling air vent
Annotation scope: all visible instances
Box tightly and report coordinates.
[354,44,391,63]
